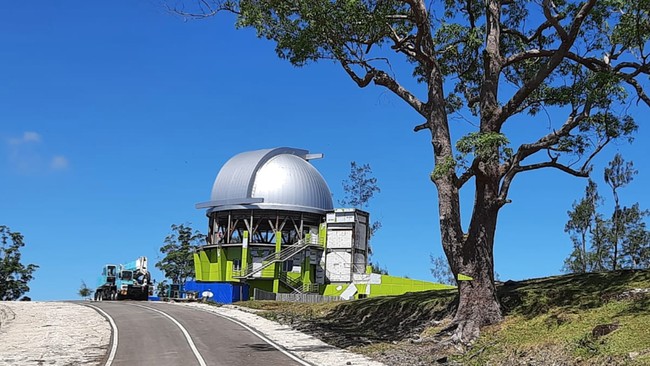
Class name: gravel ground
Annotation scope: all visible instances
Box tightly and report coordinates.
[0,301,110,366]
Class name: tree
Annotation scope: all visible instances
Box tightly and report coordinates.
[172,0,650,341]
[339,161,382,235]
[430,254,456,286]
[340,162,381,209]
[78,281,93,300]
[156,224,206,287]
[0,226,39,301]
[340,161,383,265]
[563,156,649,272]
[604,153,637,270]
[618,203,650,269]
[156,280,170,297]
[370,262,389,275]
[563,180,601,273]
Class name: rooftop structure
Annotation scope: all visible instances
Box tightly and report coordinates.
[196,147,333,214]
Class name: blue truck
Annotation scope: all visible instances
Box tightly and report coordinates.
[94,256,151,301]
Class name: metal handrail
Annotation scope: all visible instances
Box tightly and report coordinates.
[233,239,310,279]
[278,272,303,293]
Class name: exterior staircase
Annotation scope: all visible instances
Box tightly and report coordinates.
[232,239,311,279]
[278,272,320,294]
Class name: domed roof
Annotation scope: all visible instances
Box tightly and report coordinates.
[196,147,333,214]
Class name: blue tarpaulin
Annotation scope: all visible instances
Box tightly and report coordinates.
[183,281,249,304]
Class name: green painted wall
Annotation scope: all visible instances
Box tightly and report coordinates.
[322,275,454,298]
[247,279,274,292]
[242,230,249,272]
[368,275,454,296]
[193,252,203,280]
[319,223,327,247]
[194,246,236,282]
[273,232,281,292]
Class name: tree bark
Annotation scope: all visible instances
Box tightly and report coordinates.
[449,171,503,343]
[426,58,503,342]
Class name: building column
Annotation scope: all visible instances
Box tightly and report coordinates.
[242,230,249,275]
[273,231,281,293]
[301,250,312,289]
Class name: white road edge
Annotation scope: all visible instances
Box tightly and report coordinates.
[170,302,386,366]
[181,304,313,366]
[81,304,118,366]
[132,304,207,366]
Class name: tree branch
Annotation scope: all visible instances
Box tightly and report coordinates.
[503,49,555,68]
[542,0,568,41]
[498,104,591,202]
[340,61,376,87]
[166,0,239,18]
[413,122,429,132]
[341,60,426,116]
[455,159,478,188]
[374,70,426,116]
[496,0,597,126]
[623,77,650,107]
[515,160,589,177]
[502,14,565,45]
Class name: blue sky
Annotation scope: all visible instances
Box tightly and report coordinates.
[1,1,648,300]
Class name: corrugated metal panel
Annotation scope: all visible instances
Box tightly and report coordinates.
[206,147,333,213]
[210,149,273,203]
[251,154,333,211]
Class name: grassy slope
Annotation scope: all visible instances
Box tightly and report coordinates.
[237,270,650,365]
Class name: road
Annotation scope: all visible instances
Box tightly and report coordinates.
[85,301,306,366]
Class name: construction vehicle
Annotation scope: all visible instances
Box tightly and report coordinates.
[94,256,151,301]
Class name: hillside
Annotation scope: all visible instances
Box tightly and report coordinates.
[238,270,650,365]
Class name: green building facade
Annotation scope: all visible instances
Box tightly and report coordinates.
[194,148,453,300]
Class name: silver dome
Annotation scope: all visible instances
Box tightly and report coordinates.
[197,147,333,214]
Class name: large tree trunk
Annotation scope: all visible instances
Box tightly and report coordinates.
[438,164,503,343]
[450,182,502,343]
[426,59,503,342]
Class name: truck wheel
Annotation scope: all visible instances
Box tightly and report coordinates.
[97,291,103,301]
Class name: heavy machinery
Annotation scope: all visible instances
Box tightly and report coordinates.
[94,256,151,301]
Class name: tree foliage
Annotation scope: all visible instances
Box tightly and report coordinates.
[0,226,39,301]
[430,254,455,285]
[339,161,382,238]
[78,281,93,299]
[604,153,638,270]
[369,262,389,275]
[339,161,381,209]
[564,155,649,272]
[171,0,650,341]
[155,224,206,286]
[156,280,170,297]
[563,179,602,273]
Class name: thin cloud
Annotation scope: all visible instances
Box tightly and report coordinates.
[5,132,69,174]
[51,155,69,170]
[9,131,42,145]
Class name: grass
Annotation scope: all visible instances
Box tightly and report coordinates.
[235,269,650,365]
[465,270,650,365]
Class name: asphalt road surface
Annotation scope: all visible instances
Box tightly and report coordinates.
[86,301,305,366]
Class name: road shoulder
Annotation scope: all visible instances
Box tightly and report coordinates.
[168,302,386,366]
[0,301,110,366]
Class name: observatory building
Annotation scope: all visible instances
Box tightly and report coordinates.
[190,147,451,303]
